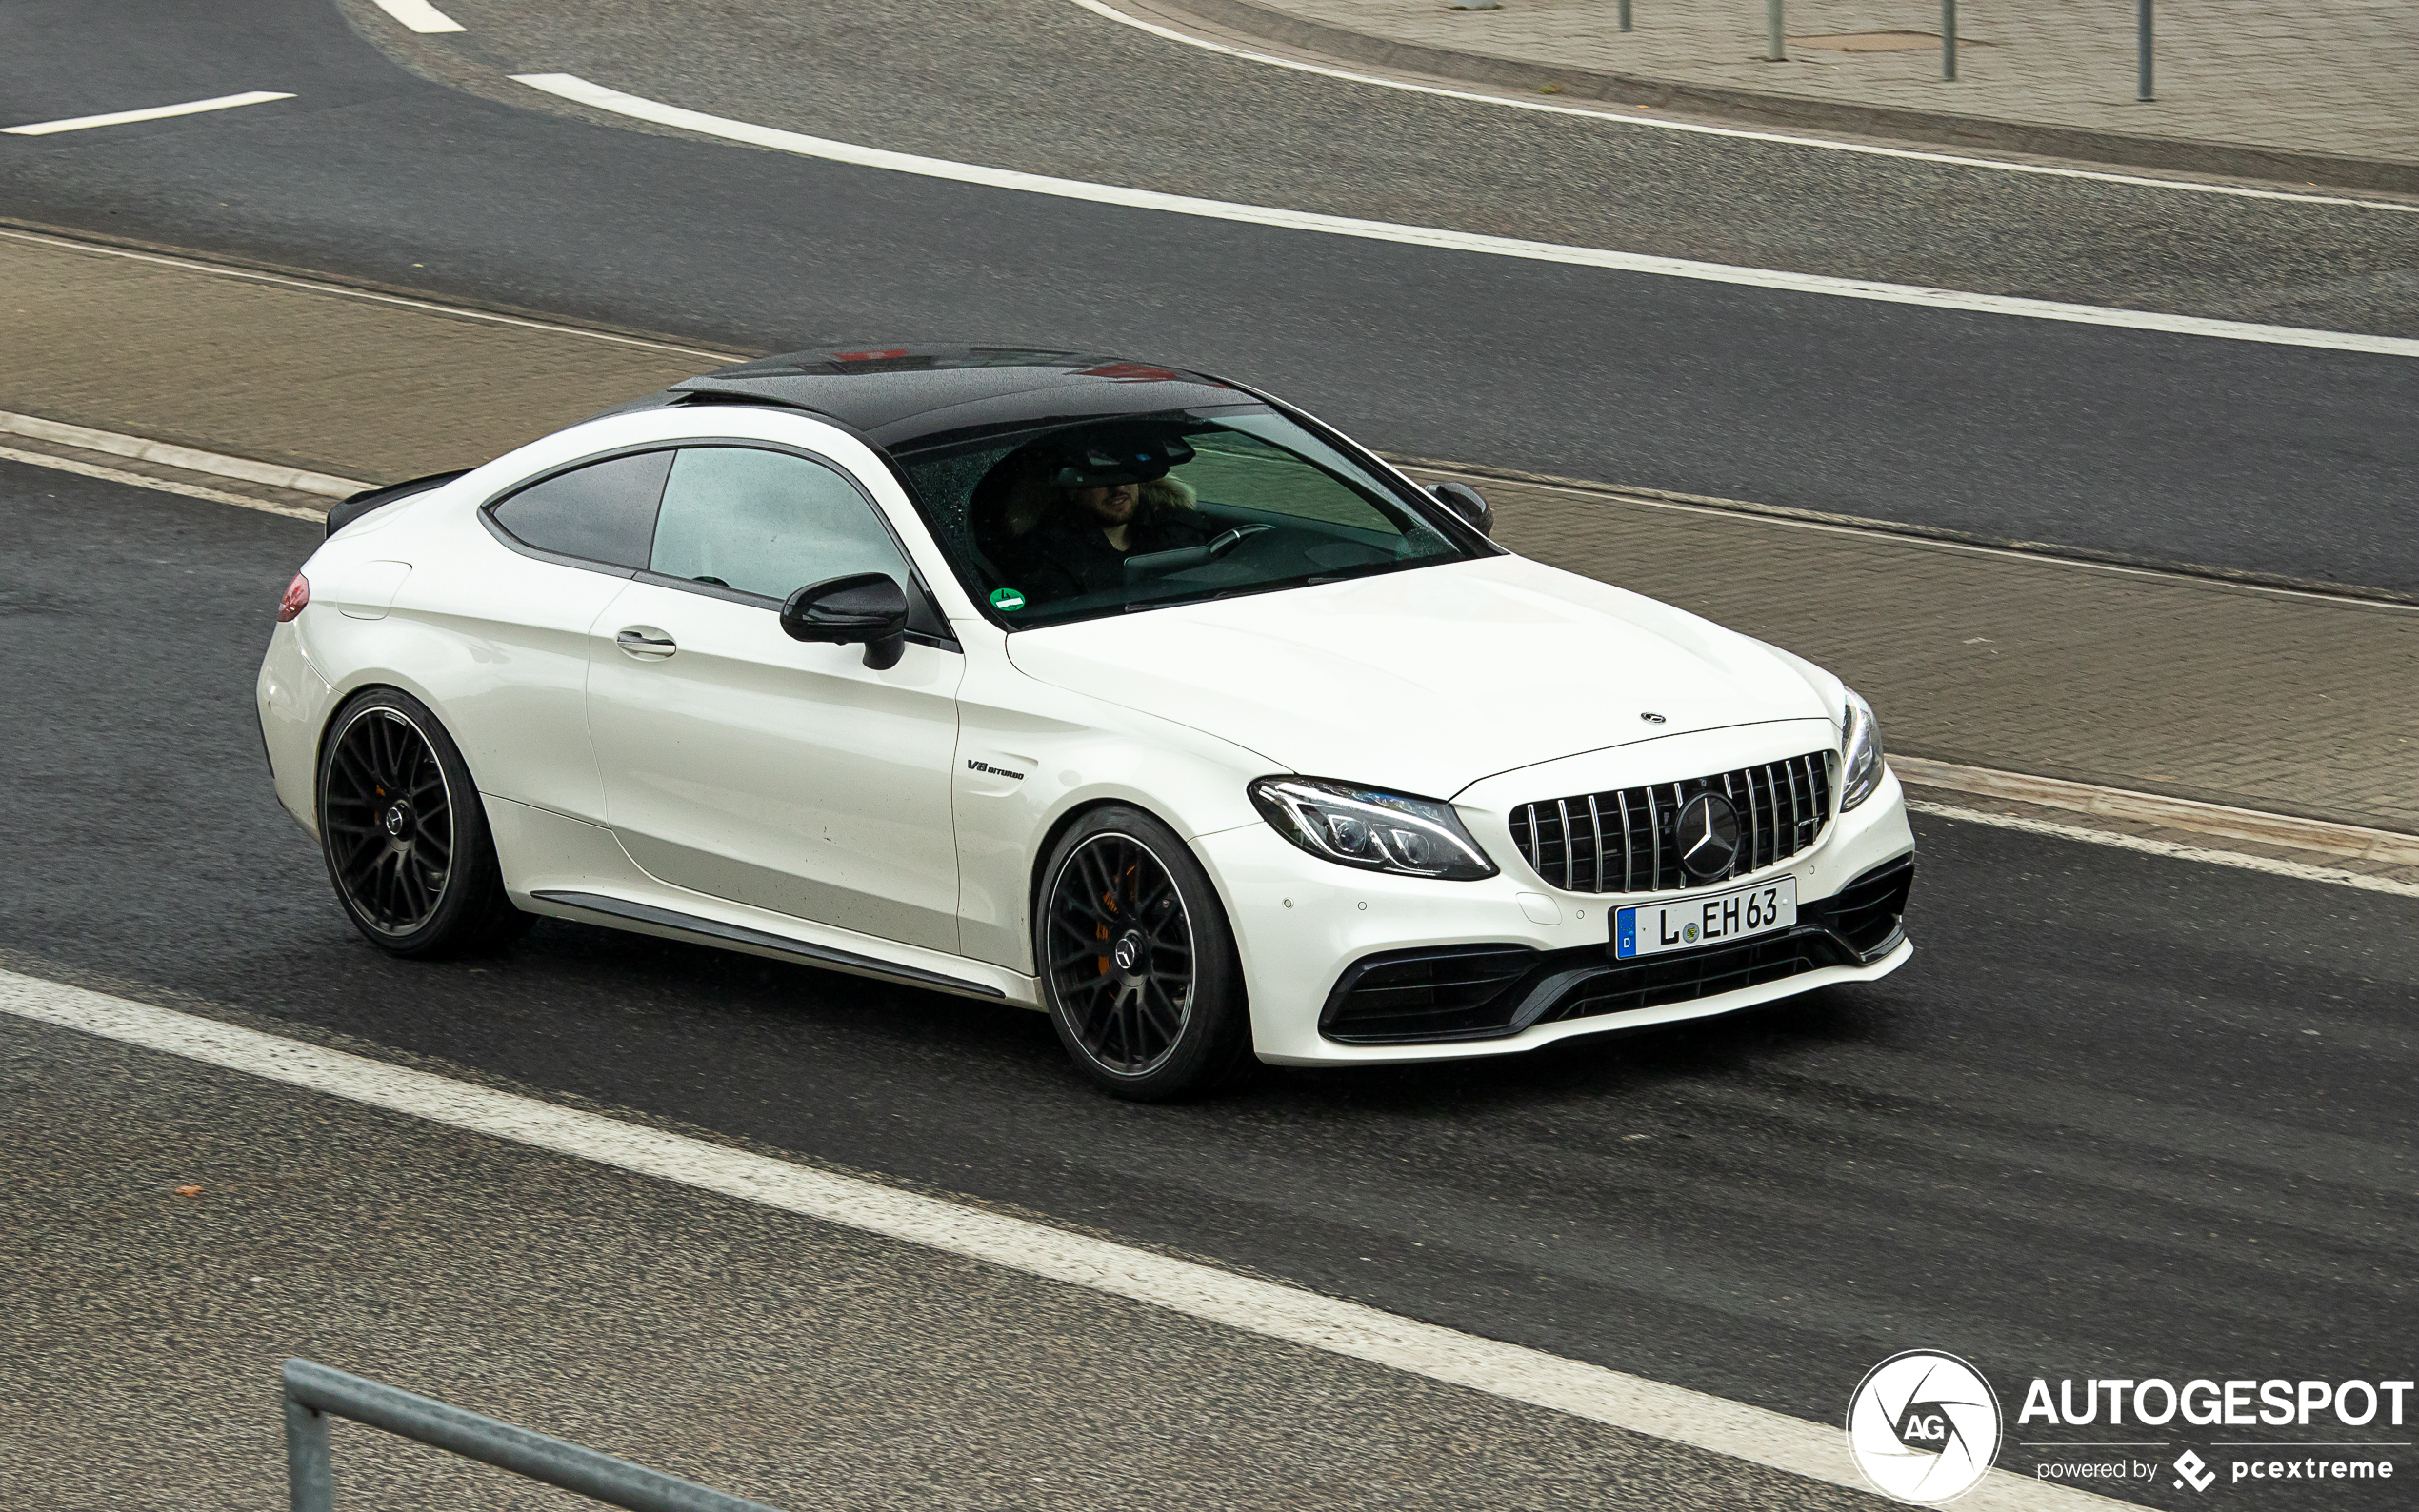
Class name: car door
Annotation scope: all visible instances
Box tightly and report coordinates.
[463,446,676,824]
[585,443,967,952]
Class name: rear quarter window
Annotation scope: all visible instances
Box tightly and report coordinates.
[489,449,674,568]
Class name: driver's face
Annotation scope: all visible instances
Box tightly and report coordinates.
[1072,482,1140,525]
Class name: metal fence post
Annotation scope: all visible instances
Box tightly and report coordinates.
[1619,0,1632,32]
[1766,0,1783,61]
[283,1389,334,1512]
[1941,0,1956,79]
[2136,0,2153,99]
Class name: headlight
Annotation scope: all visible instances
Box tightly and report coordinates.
[1839,687,1887,811]
[1248,777,1498,880]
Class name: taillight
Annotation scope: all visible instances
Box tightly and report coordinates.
[278,573,310,622]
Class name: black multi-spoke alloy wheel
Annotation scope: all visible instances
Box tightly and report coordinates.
[316,687,527,958]
[1038,806,1249,1101]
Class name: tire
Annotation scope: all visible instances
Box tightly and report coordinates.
[1035,805,1250,1101]
[316,687,529,959]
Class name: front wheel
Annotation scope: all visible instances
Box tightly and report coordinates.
[1036,806,1249,1101]
[316,687,528,958]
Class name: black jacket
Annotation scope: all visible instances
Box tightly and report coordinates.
[1010,513,1215,601]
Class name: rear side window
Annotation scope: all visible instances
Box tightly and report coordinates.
[649,447,910,601]
[490,449,673,568]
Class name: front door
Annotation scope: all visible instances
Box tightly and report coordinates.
[585,444,965,952]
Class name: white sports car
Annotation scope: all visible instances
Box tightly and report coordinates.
[258,347,1914,1098]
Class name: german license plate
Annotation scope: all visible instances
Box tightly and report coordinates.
[1613,877,1796,960]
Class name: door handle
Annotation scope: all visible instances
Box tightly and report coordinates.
[615,627,676,661]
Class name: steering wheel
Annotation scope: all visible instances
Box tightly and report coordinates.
[1205,524,1276,557]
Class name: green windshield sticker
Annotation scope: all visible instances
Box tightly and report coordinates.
[989,587,1027,612]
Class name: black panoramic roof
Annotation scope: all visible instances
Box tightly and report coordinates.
[666,345,1252,450]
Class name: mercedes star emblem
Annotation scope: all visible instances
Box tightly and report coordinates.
[1673,793,1741,882]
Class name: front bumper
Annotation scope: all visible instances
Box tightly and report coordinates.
[1194,764,1916,1065]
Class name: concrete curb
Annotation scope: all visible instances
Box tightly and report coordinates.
[1159,0,2419,196]
[0,410,370,498]
[1894,756,2419,863]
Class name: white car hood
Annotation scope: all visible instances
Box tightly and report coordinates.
[1004,555,1831,797]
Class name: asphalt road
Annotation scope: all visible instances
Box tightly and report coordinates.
[6,1008,1887,1512]
[2,0,2416,590]
[7,466,2413,1510]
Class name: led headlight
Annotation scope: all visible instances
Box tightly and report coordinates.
[1248,777,1498,880]
[1839,686,1887,811]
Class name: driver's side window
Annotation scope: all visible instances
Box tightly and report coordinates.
[650,447,910,600]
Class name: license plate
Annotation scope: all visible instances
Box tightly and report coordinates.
[1613,877,1797,960]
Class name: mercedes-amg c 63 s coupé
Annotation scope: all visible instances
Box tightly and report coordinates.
[259,347,1915,1098]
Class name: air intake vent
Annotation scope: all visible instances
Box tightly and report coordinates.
[1508,751,1834,894]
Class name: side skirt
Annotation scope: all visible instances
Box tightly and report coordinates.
[530,889,1009,1001]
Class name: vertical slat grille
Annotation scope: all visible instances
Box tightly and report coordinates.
[1505,749,1836,895]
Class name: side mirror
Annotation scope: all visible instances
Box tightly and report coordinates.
[1429,481,1493,538]
[780,572,910,670]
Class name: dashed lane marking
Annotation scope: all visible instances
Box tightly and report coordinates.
[4,91,293,136]
[0,969,2122,1512]
[1065,0,2419,217]
[371,0,467,33]
[510,72,2419,359]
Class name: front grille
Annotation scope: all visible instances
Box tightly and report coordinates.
[1507,751,1835,894]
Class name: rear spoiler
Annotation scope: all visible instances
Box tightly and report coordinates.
[325,469,470,538]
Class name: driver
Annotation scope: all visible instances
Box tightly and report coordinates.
[1006,431,1213,600]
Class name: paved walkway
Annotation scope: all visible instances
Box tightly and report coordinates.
[1165,0,2419,179]
[4,229,2414,836]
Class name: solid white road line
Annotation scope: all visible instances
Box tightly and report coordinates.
[0,228,739,361]
[0,969,2121,1512]
[4,91,293,137]
[1907,802,2419,901]
[0,410,367,498]
[510,73,2419,360]
[1065,0,2419,217]
[371,0,468,33]
[0,445,325,522]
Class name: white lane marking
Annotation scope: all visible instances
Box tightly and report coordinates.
[0,228,739,361]
[0,969,2120,1512]
[4,91,293,136]
[1066,0,2419,217]
[372,0,468,32]
[0,410,368,497]
[0,445,325,522]
[1909,802,2419,900]
[511,74,2419,360]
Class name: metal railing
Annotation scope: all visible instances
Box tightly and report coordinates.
[281,1358,788,1512]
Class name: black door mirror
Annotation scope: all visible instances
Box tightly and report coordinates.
[1429,481,1493,538]
[780,572,910,670]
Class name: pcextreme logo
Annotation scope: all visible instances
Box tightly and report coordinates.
[1847,1351,2004,1504]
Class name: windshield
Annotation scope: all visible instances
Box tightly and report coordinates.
[891,406,1481,627]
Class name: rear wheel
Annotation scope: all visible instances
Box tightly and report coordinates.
[317,688,527,958]
[1037,806,1249,1101]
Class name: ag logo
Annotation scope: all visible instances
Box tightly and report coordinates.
[1847,1351,2002,1504]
